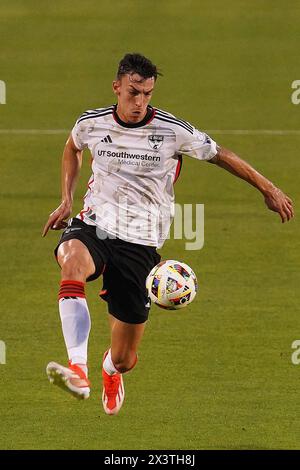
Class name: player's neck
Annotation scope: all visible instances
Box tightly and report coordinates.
[115,105,147,124]
[114,105,153,128]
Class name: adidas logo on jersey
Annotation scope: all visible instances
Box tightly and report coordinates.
[101,135,112,143]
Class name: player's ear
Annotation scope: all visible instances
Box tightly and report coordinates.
[112,80,121,96]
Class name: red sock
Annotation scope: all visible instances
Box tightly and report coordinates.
[58,280,85,300]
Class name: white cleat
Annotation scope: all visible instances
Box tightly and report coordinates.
[46,361,90,400]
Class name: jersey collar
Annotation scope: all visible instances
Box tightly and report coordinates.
[113,105,155,128]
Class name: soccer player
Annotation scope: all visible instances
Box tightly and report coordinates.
[43,53,294,415]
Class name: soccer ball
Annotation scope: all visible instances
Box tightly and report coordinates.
[146,260,198,310]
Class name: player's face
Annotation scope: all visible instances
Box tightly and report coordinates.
[113,73,155,123]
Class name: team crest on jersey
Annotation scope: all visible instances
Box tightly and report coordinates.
[148,135,164,150]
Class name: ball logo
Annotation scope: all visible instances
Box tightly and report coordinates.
[148,135,164,150]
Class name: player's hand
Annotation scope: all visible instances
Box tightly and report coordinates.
[42,201,72,237]
[264,187,294,223]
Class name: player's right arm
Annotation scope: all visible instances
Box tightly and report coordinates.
[209,146,294,223]
[42,134,83,237]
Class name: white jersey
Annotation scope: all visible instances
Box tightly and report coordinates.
[71,105,217,248]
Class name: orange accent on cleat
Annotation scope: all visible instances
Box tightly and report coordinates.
[68,361,91,387]
[46,361,90,400]
[102,352,125,415]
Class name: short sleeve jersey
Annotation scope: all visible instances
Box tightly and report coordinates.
[71,105,217,248]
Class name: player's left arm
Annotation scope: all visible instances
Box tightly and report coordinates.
[209,146,294,223]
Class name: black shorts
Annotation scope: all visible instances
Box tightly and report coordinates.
[54,218,161,324]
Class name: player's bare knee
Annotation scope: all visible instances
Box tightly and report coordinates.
[58,252,90,280]
[57,240,95,280]
[62,261,86,279]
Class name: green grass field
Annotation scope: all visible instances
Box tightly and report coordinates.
[1,0,300,450]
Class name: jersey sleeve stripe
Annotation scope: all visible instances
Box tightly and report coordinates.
[154,115,194,134]
[77,106,114,121]
[155,109,194,133]
[77,109,113,124]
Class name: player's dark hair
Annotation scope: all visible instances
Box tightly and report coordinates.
[117,53,162,81]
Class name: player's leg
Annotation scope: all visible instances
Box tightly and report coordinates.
[47,220,107,400]
[100,242,160,415]
[102,316,145,415]
[47,239,96,399]
[57,238,95,371]
[108,314,145,372]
